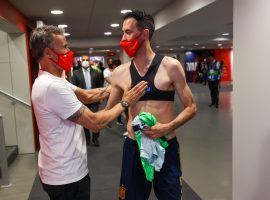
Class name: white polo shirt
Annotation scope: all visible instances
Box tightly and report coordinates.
[31,70,88,185]
[103,68,113,87]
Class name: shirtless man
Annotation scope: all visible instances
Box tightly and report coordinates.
[106,11,197,200]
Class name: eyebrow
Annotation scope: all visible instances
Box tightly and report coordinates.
[122,29,131,33]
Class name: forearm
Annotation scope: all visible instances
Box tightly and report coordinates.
[167,104,197,132]
[75,87,110,104]
[94,103,125,128]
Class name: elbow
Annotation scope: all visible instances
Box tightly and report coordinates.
[190,103,197,118]
[92,113,106,130]
[193,104,197,116]
[83,112,103,132]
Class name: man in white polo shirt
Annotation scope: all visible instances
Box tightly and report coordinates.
[30,25,147,200]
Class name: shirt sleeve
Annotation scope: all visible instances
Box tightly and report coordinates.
[46,81,82,120]
[64,79,77,92]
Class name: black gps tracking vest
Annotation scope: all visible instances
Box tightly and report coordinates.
[130,54,175,101]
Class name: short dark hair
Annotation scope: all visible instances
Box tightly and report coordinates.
[123,10,155,40]
[30,25,63,61]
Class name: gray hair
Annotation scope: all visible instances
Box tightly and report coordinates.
[30,25,63,61]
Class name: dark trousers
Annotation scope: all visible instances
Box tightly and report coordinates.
[208,80,220,106]
[117,115,123,123]
[41,174,90,200]
[119,137,182,200]
[84,128,99,142]
[85,104,100,142]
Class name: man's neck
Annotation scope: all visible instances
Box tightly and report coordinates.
[40,60,62,77]
[134,44,155,70]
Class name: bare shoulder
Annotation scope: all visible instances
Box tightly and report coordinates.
[162,56,184,79]
[162,56,182,70]
[112,61,131,76]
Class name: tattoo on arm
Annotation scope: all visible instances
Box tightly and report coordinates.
[67,105,86,122]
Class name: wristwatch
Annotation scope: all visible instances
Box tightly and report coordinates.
[120,100,129,111]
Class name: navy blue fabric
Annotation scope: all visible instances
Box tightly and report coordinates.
[119,137,182,200]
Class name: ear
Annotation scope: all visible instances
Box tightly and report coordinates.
[142,29,150,40]
[44,47,53,58]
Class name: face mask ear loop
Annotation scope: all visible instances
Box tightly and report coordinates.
[48,48,58,65]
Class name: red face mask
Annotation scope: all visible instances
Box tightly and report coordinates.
[49,49,74,72]
[120,31,144,58]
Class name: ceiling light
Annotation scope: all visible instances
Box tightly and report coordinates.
[104,32,112,35]
[195,43,199,46]
[58,24,68,28]
[202,46,206,48]
[213,37,229,41]
[64,33,70,36]
[51,10,63,15]
[222,33,230,36]
[169,48,174,51]
[121,9,132,14]
[181,46,184,48]
[217,43,222,46]
[106,49,110,52]
[110,23,119,27]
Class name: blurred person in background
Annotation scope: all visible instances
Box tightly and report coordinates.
[71,55,103,146]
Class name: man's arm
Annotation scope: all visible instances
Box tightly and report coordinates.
[69,81,147,132]
[69,70,109,104]
[74,86,110,104]
[167,59,197,130]
[144,58,197,139]
[105,70,123,110]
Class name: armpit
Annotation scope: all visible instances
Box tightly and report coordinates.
[67,104,86,122]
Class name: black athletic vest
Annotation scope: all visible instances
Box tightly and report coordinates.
[130,54,175,101]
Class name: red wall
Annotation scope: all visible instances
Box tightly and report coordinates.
[215,49,232,82]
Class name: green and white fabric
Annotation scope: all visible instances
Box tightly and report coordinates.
[132,112,169,182]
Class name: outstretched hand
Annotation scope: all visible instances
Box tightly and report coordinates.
[122,81,147,106]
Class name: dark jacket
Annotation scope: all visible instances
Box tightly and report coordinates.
[71,67,102,109]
